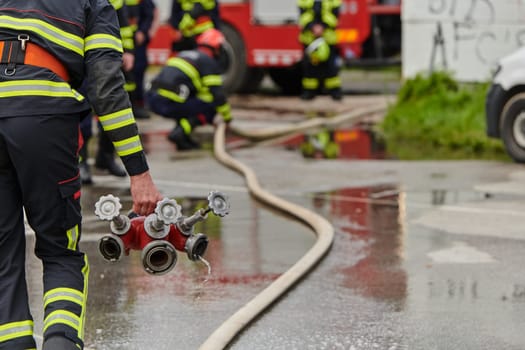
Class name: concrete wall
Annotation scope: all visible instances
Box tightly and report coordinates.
[402,0,525,82]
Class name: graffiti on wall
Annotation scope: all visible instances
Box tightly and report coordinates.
[404,0,525,81]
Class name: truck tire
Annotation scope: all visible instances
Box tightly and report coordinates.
[501,92,525,163]
[268,64,303,95]
[221,23,264,94]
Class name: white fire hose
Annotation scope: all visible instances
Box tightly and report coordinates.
[200,104,386,349]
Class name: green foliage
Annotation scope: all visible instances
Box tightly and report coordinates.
[378,71,509,160]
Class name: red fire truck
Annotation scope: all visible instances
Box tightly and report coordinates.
[148,0,401,94]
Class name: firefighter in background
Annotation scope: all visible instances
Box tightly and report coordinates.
[130,0,160,121]
[298,0,343,101]
[126,0,158,120]
[146,28,232,150]
[169,0,221,52]
[79,0,135,184]
[0,1,162,349]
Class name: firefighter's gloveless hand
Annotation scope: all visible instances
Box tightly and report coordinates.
[122,52,135,72]
[129,171,163,216]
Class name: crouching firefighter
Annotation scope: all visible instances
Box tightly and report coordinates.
[146,28,232,150]
[0,2,162,350]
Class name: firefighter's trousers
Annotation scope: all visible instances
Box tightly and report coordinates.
[301,45,342,96]
[146,90,216,126]
[0,114,89,350]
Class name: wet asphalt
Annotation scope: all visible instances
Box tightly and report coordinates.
[24,92,525,350]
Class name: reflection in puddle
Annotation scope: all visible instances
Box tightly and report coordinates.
[314,185,408,307]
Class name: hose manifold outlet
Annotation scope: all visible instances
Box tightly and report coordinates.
[185,233,209,261]
[98,235,125,262]
[141,240,178,275]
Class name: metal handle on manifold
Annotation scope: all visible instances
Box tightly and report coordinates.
[177,191,231,236]
[94,194,131,235]
[144,198,182,239]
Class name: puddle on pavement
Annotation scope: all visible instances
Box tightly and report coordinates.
[311,184,408,306]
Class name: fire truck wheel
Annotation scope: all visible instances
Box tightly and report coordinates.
[221,23,258,94]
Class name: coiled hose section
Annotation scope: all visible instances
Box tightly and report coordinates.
[201,105,386,349]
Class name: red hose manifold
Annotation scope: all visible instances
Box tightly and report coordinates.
[95,191,230,275]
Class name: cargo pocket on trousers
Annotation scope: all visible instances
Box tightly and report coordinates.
[58,177,82,231]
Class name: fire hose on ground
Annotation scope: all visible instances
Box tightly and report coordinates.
[199,104,387,350]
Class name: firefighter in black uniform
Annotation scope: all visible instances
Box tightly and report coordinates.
[127,0,158,120]
[0,1,162,349]
[169,0,221,52]
[79,0,136,184]
[298,0,343,100]
[146,28,231,150]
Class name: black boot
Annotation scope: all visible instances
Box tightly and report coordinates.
[330,88,343,101]
[300,90,316,100]
[167,125,200,151]
[95,132,126,177]
[43,336,78,350]
[78,143,93,185]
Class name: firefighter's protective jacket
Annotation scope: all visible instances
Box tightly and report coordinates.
[298,0,341,45]
[0,0,148,176]
[170,0,220,38]
[150,49,231,121]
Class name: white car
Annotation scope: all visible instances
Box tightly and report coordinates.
[486,47,525,162]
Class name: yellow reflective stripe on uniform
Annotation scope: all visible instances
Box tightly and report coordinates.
[0,80,84,100]
[217,103,231,121]
[325,76,341,89]
[158,88,186,103]
[126,0,140,5]
[98,108,135,131]
[113,135,143,157]
[84,34,123,53]
[181,0,195,11]
[43,310,80,334]
[0,320,33,343]
[298,0,314,8]
[202,74,222,87]
[66,225,79,251]
[217,103,230,115]
[44,288,84,309]
[166,58,202,90]
[202,0,217,10]
[302,77,319,89]
[122,38,134,50]
[322,12,338,28]
[120,26,134,40]
[0,15,84,56]
[196,90,213,103]
[124,81,137,92]
[299,12,314,27]
[79,255,89,341]
[110,0,124,10]
[191,21,214,36]
[179,118,192,134]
